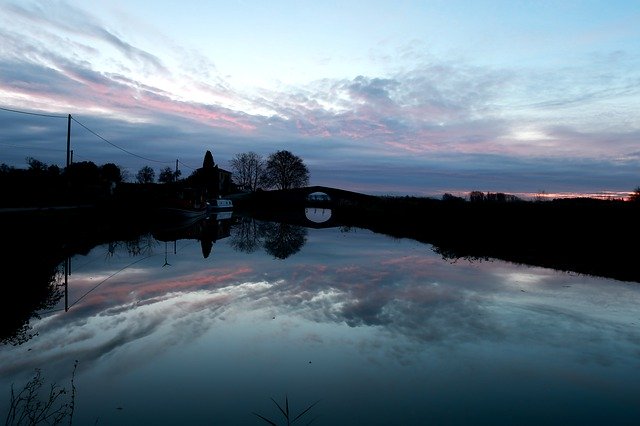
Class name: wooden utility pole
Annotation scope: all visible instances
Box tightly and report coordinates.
[66,114,72,167]
[176,159,179,178]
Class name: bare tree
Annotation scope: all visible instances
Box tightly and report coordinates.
[263,150,309,190]
[230,151,265,191]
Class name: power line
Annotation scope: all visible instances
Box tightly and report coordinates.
[67,254,156,310]
[0,105,66,119]
[39,254,157,316]
[2,106,198,168]
[71,116,172,164]
[178,159,196,170]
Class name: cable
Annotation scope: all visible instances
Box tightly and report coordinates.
[67,254,156,310]
[0,106,66,119]
[178,159,197,170]
[1,106,191,167]
[71,116,172,164]
[39,254,156,315]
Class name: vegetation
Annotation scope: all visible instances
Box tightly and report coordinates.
[5,362,78,426]
[229,150,310,191]
[158,166,181,184]
[253,395,320,426]
[0,158,125,207]
[229,151,265,191]
[229,218,307,259]
[136,165,155,184]
[263,150,310,190]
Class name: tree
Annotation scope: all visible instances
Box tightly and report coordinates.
[630,187,640,202]
[229,151,265,191]
[26,157,47,173]
[469,191,485,203]
[203,150,215,169]
[99,163,123,184]
[158,166,181,183]
[263,150,309,190]
[66,161,99,184]
[136,166,155,184]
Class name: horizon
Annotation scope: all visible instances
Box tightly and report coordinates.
[1,1,639,197]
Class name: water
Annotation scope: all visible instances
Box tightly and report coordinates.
[1,212,639,425]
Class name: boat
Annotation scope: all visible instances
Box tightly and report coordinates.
[207,198,233,212]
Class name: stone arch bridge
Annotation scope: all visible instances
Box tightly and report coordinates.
[248,186,374,228]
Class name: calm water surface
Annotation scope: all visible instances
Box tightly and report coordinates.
[2,213,639,425]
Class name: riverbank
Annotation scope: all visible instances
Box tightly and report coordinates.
[238,189,640,283]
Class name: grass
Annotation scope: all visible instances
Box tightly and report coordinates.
[253,395,320,426]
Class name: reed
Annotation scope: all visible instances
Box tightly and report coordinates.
[252,395,320,425]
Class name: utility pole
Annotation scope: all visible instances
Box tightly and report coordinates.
[175,159,179,178]
[66,114,71,167]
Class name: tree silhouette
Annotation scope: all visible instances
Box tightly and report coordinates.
[26,157,48,173]
[99,163,123,184]
[203,150,215,169]
[469,191,485,202]
[136,165,155,184]
[229,217,267,253]
[263,150,309,190]
[158,166,181,183]
[65,161,100,185]
[263,222,307,259]
[230,151,265,191]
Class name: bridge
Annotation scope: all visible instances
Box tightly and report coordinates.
[242,186,376,228]
[249,185,374,207]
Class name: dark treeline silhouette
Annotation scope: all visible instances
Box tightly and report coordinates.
[331,194,640,283]
[0,158,124,207]
[235,187,640,282]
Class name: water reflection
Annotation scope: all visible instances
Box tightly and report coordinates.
[305,207,332,223]
[230,217,308,259]
[2,213,640,424]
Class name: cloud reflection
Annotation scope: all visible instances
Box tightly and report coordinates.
[1,229,638,380]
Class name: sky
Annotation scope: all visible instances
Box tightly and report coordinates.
[1,0,639,197]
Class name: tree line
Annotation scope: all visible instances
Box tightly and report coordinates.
[3,147,309,188]
[136,149,310,191]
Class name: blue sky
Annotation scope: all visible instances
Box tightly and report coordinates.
[1,0,639,197]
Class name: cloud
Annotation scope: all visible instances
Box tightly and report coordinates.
[3,1,167,75]
[2,227,639,383]
[1,1,639,196]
